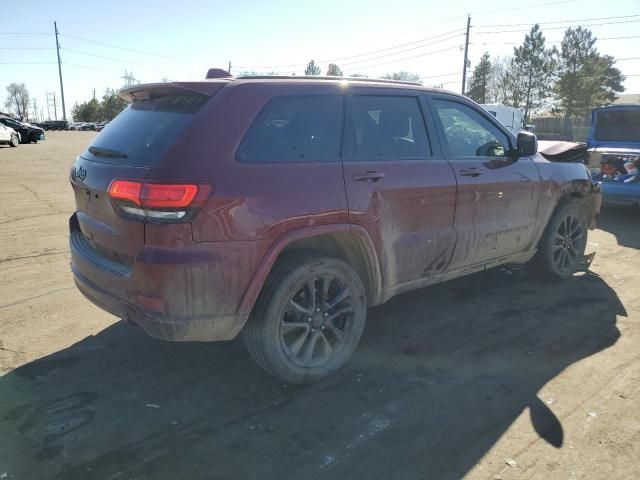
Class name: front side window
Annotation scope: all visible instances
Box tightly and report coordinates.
[350,96,431,160]
[238,95,344,163]
[434,99,510,158]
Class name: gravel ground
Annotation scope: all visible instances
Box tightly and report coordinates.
[1,132,639,480]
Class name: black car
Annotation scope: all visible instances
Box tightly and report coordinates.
[43,120,69,131]
[0,116,45,143]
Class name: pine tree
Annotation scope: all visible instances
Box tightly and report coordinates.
[467,52,492,104]
[326,64,343,76]
[304,60,321,76]
[555,27,624,118]
[510,24,557,122]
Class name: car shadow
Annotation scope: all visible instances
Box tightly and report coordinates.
[0,270,624,480]
[596,207,640,249]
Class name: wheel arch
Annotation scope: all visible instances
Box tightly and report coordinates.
[238,225,382,315]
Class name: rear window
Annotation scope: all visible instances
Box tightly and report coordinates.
[594,109,640,143]
[82,92,208,166]
[237,95,344,163]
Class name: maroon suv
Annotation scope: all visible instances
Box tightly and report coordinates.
[69,76,600,383]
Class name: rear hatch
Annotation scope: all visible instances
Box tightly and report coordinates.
[70,82,224,265]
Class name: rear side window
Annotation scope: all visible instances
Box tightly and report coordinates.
[82,93,208,166]
[350,96,431,160]
[237,96,344,163]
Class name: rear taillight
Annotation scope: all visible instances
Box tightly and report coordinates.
[107,180,212,222]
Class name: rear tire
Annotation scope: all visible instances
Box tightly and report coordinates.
[243,252,367,384]
[9,133,19,147]
[529,200,588,281]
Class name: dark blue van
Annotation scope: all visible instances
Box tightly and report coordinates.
[588,105,640,206]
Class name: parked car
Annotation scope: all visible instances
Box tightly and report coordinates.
[69,76,601,384]
[587,105,640,207]
[43,120,69,131]
[96,121,109,132]
[481,103,524,134]
[0,116,45,143]
[0,122,20,147]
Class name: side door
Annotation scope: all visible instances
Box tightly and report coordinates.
[0,125,8,142]
[427,94,541,269]
[342,89,458,289]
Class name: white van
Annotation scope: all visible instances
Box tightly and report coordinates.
[481,104,524,134]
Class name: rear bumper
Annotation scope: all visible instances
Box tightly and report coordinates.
[72,267,247,341]
[69,214,251,342]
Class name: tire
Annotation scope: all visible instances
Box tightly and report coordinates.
[9,133,19,147]
[243,252,367,384]
[529,200,588,281]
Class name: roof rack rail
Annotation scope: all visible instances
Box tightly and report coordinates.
[234,75,423,86]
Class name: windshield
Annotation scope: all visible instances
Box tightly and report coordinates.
[593,109,640,143]
[82,92,208,165]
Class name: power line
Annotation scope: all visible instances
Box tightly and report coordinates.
[59,33,184,61]
[61,47,163,68]
[473,18,640,34]
[0,47,54,50]
[339,34,464,68]
[317,29,465,64]
[236,28,465,70]
[0,32,50,35]
[471,0,577,16]
[473,34,640,45]
[341,44,463,71]
[476,13,640,28]
[62,62,120,74]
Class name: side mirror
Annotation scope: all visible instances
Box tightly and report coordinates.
[517,130,538,156]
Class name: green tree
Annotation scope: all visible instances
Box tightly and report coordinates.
[101,88,128,120]
[466,52,492,104]
[305,59,322,76]
[509,24,557,122]
[72,98,101,122]
[381,71,421,82]
[555,27,624,118]
[326,63,343,76]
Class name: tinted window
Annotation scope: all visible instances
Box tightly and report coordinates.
[350,96,430,160]
[594,109,640,143]
[82,92,208,166]
[434,99,510,157]
[238,96,344,163]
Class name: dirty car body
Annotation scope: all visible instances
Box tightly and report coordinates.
[69,76,601,382]
[587,105,640,207]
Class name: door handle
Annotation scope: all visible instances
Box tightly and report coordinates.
[353,171,386,182]
[460,168,483,177]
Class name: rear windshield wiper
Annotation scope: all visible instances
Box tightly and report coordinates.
[89,146,128,158]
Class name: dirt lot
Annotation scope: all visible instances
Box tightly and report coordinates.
[1,132,639,480]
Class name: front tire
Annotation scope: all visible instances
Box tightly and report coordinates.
[243,252,367,384]
[529,200,588,281]
[9,133,19,147]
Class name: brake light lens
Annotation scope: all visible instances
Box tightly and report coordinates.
[108,180,142,206]
[107,180,211,221]
[141,184,198,208]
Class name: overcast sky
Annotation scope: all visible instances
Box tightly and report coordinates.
[1,0,639,121]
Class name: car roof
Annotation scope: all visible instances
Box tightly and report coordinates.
[120,76,464,100]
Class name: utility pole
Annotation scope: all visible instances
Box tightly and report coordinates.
[461,15,471,95]
[32,98,38,122]
[228,60,232,74]
[53,93,57,120]
[93,88,96,100]
[54,22,67,121]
